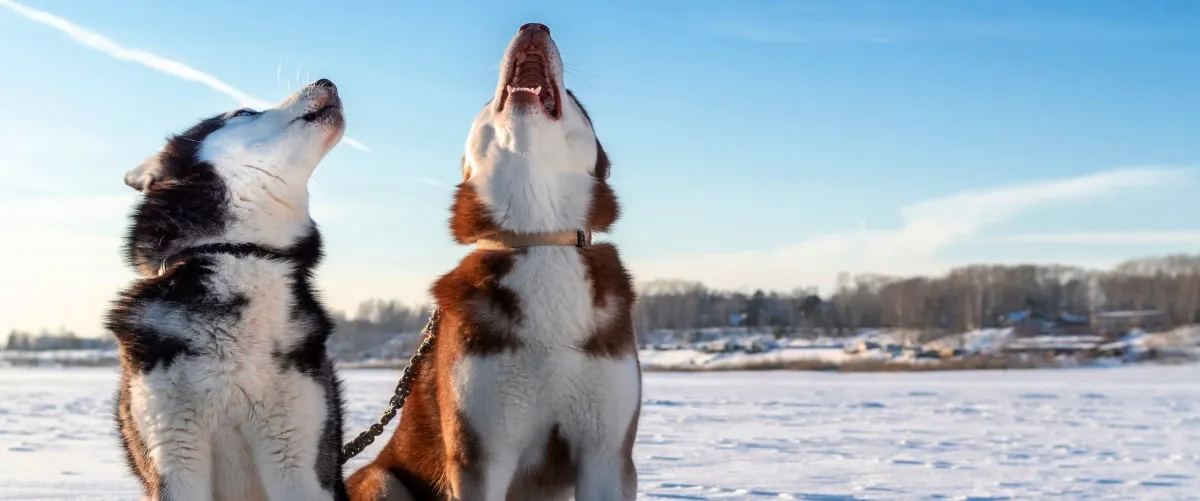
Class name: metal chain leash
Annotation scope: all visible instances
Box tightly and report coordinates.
[340,308,441,464]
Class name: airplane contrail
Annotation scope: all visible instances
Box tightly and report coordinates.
[0,0,372,153]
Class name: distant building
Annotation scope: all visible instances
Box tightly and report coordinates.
[1051,311,1093,336]
[1001,308,1093,337]
[999,308,1052,338]
[1091,310,1167,338]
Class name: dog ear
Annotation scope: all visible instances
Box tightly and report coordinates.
[461,155,472,182]
[124,153,164,192]
[565,88,611,181]
[592,140,610,181]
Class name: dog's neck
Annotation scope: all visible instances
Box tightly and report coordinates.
[125,163,317,277]
[474,229,592,251]
[209,160,315,250]
[452,119,620,246]
[154,242,296,277]
[468,162,596,234]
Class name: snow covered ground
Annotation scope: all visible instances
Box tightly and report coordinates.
[2,366,1198,500]
[639,345,863,370]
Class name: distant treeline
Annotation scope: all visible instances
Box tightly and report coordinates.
[634,254,1200,336]
[7,254,1199,353]
[328,299,433,359]
[324,254,1200,349]
[5,328,116,351]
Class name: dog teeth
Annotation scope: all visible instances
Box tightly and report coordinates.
[506,85,542,95]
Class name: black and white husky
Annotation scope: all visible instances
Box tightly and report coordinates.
[107,79,350,501]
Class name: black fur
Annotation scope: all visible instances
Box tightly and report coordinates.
[124,115,229,272]
[108,112,348,499]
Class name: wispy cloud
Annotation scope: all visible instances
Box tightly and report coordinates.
[631,167,1191,294]
[0,0,372,153]
[993,231,1200,245]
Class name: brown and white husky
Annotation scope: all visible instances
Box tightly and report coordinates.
[347,23,640,501]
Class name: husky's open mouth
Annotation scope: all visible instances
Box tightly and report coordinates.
[498,39,560,119]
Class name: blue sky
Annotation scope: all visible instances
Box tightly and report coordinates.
[2,0,1199,335]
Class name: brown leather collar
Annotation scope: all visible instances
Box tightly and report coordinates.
[475,230,592,250]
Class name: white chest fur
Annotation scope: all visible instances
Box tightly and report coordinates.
[449,247,640,491]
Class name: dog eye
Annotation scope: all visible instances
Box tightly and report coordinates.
[231,109,259,118]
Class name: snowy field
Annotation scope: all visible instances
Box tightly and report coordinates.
[2,367,1198,500]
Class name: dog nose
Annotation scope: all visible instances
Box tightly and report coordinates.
[312,78,336,91]
[519,23,550,35]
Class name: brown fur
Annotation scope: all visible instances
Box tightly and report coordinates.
[349,246,527,501]
[344,464,417,501]
[586,147,619,232]
[449,181,502,245]
[434,250,525,356]
[580,243,638,358]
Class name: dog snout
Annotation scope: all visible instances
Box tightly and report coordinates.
[516,23,552,45]
[311,78,337,92]
[519,23,550,35]
[303,78,340,108]
[307,79,338,98]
